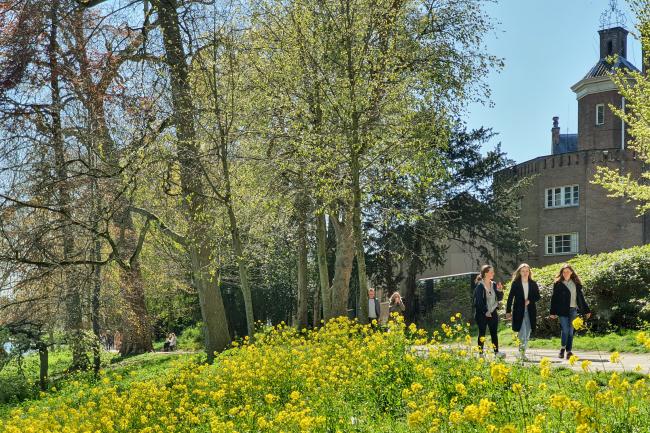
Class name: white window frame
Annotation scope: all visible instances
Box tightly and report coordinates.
[545,232,579,256]
[596,104,605,125]
[545,184,579,208]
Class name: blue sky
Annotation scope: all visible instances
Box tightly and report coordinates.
[469,0,643,163]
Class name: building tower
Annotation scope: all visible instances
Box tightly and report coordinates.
[570,2,640,151]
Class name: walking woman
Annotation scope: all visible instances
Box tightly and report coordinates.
[506,263,541,360]
[549,264,591,359]
[473,265,504,357]
[388,291,406,317]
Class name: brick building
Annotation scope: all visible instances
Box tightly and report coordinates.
[512,24,649,267]
[415,23,649,284]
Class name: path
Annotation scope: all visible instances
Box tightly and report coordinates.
[498,347,650,373]
[413,346,650,374]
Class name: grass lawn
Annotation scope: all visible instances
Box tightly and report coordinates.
[482,327,650,353]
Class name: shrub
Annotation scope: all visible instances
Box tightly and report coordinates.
[0,376,34,404]
[177,322,205,350]
[510,245,650,337]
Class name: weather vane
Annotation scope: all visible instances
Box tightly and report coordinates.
[600,0,627,29]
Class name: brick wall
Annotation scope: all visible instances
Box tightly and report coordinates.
[514,148,646,268]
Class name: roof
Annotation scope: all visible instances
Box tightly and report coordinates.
[553,133,578,155]
[581,57,640,80]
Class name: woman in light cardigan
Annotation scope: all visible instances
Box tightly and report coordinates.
[506,263,541,360]
[473,265,504,357]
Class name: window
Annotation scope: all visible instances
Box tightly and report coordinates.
[596,104,605,125]
[545,185,579,208]
[545,233,579,255]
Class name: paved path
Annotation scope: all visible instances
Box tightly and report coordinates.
[497,347,650,373]
[413,346,650,374]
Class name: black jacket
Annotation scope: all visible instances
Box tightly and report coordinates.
[549,280,590,317]
[506,279,541,332]
[473,281,503,319]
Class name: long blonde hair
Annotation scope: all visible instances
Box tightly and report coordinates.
[511,263,533,283]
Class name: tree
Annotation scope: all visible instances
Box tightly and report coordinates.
[593,0,650,212]
[251,0,501,322]
[365,125,531,322]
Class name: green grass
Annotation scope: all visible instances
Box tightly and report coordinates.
[0,348,199,416]
[483,327,649,353]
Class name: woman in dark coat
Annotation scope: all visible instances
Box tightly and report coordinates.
[506,263,541,360]
[473,265,504,357]
[549,264,591,360]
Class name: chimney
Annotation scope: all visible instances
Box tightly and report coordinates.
[598,27,628,59]
[552,116,560,150]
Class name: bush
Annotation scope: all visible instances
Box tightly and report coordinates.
[510,245,650,337]
[177,323,204,350]
[0,375,34,404]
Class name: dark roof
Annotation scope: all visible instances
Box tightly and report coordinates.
[553,134,578,155]
[582,57,640,80]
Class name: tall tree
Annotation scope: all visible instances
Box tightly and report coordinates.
[251,0,501,322]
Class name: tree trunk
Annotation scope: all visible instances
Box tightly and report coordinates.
[155,0,230,362]
[312,275,322,327]
[69,9,152,356]
[220,138,255,338]
[49,0,88,371]
[38,342,48,391]
[316,213,331,320]
[227,205,255,338]
[351,153,369,323]
[295,191,309,328]
[404,236,422,324]
[328,211,356,318]
[91,171,102,373]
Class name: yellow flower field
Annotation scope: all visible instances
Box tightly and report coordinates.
[1,316,648,432]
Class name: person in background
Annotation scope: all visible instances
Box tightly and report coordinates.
[113,331,122,353]
[473,265,505,358]
[388,291,405,317]
[549,263,591,360]
[506,263,541,360]
[368,288,381,326]
[169,332,177,351]
[163,333,172,352]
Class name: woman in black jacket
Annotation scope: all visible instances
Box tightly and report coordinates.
[473,265,504,357]
[549,264,591,360]
[506,263,541,361]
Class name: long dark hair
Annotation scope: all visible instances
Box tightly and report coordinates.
[475,265,493,284]
[554,263,582,285]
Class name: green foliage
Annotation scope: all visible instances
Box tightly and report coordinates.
[592,0,650,212]
[177,323,205,351]
[508,245,650,336]
[2,319,650,432]
[416,275,475,333]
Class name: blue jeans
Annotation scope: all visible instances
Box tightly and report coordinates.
[559,308,578,352]
[518,310,531,352]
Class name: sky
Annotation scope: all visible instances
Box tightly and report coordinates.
[468,0,643,163]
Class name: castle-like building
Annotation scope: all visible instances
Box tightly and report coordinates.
[513,24,649,267]
[415,22,649,285]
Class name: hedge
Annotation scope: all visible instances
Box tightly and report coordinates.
[508,244,650,337]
